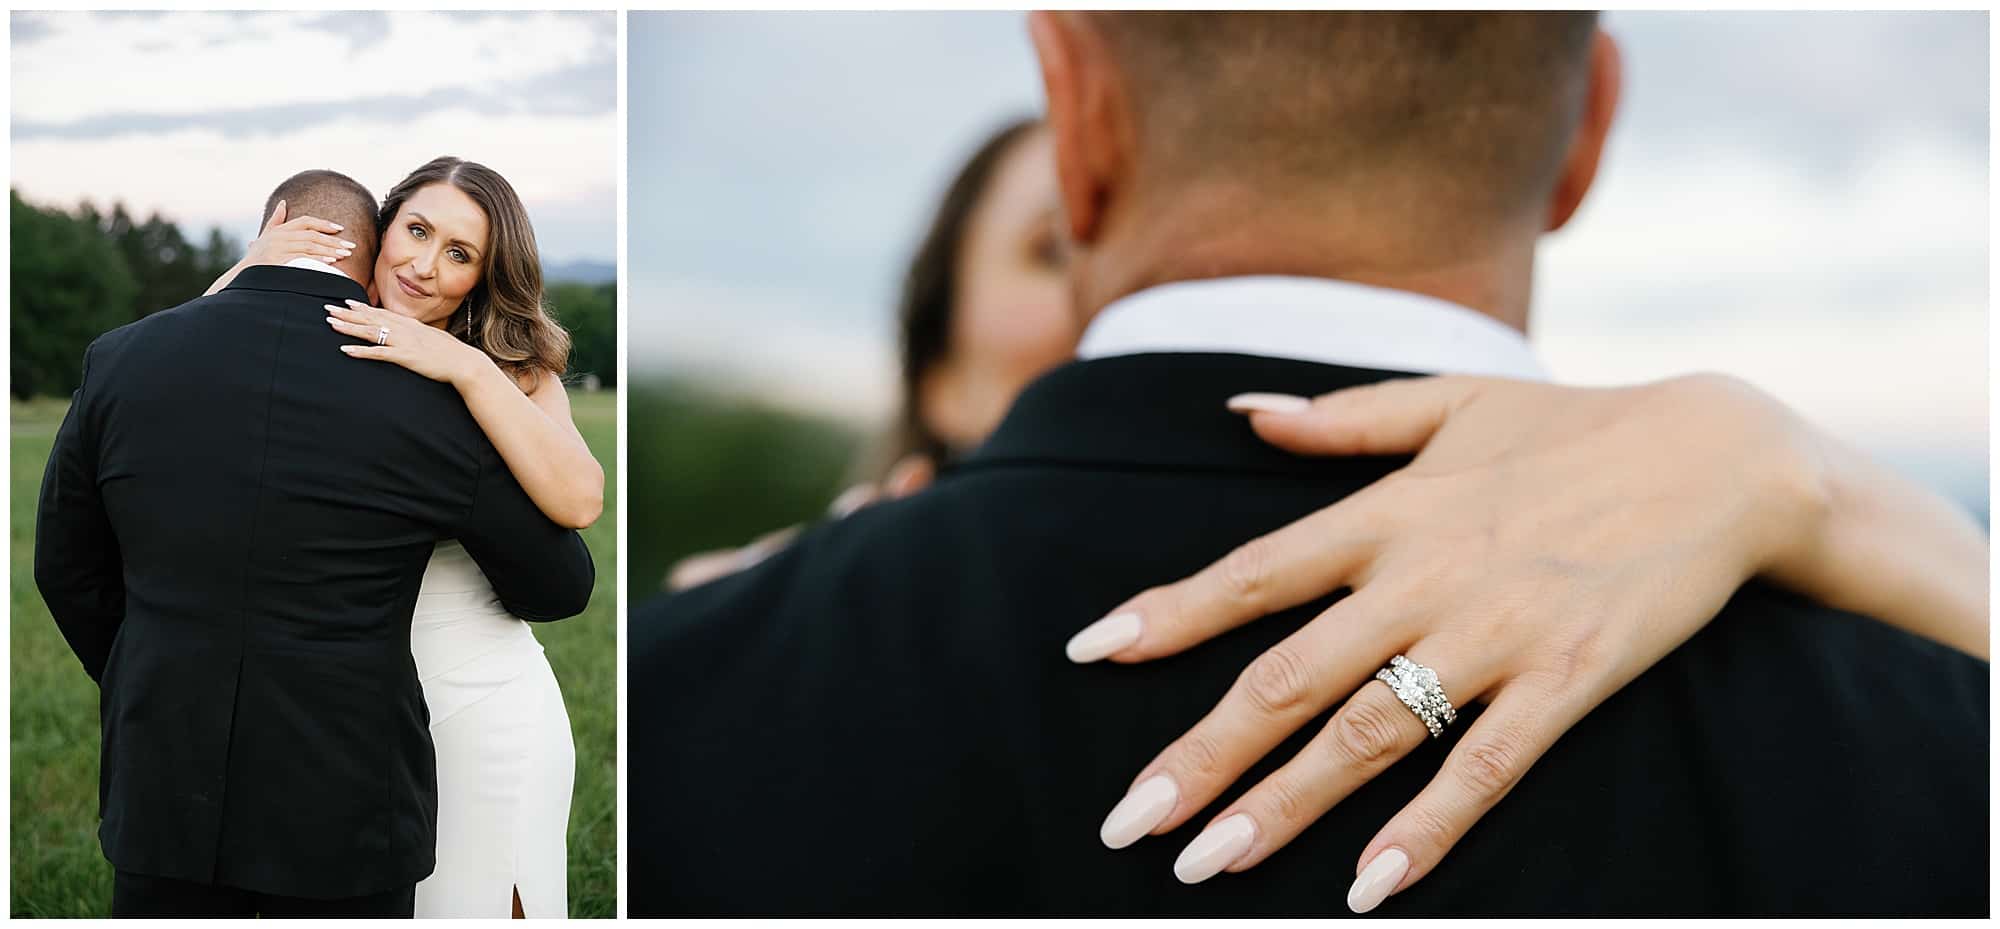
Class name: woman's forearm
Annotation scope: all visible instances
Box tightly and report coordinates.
[205,258,253,296]
[455,360,605,529]
[1771,434,1989,658]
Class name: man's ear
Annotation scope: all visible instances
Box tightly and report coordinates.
[1028,11,1127,246]
[1545,28,1623,233]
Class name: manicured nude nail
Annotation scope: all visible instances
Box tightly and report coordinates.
[1226,392,1311,415]
[1347,847,1411,913]
[340,240,356,249]
[1174,814,1256,884]
[1100,775,1177,849]
[328,222,343,231]
[827,484,876,518]
[1065,612,1141,663]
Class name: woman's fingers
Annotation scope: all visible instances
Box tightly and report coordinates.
[1098,585,1408,847]
[1171,644,1498,889]
[666,548,745,592]
[826,484,880,518]
[325,315,378,342]
[324,304,382,329]
[1066,487,1388,664]
[286,232,353,261]
[324,306,396,347]
[305,231,357,251]
[247,209,349,265]
[666,526,805,591]
[1229,375,1494,457]
[1345,679,1582,912]
[883,455,936,500]
[325,301,384,324]
[280,214,346,235]
[338,344,392,361]
[1169,651,1465,884]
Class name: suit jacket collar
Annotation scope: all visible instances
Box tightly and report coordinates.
[961,352,1418,479]
[224,264,368,306]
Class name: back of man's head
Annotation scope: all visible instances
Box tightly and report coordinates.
[259,170,380,284]
[1029,11,1616,323]
[1097,12,1595,230]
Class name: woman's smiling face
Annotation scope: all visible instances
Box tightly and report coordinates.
[372,182,491,329]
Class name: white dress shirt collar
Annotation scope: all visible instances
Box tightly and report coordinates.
[283,256,351,278]
[1076,275,1546,380]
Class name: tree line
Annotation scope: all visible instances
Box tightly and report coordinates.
[10,190,615,399]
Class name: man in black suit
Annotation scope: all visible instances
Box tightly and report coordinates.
[628,12,1986,916]
[34,170,595,917]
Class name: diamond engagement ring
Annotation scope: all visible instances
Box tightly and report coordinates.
[1375,654,1456,738]
[376,326,390,346]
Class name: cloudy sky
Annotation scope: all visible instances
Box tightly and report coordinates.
[12,11,615,264]
[629,11,1989,514]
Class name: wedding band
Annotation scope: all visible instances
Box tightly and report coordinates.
[376,326,390,346]
[1375,654,1456,738]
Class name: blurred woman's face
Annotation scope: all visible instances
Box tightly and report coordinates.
[373,182,490,330]
[920,129,1081,450]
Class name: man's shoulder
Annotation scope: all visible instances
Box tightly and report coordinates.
[79,308,168,371]
[80,287,283,374]
[633,478,995,658]
[638,495,904,624]
[106,288,260,337]
[1690,579,1987,740]
[160,280,282,312]
[1720,580,1984,669]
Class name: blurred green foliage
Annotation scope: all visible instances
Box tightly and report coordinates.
[12,189,617,399]
[12,192,166,398]
[98,203,243,333]
[9,191,231,399]
[626,379,868,600]
[547,281,615,387]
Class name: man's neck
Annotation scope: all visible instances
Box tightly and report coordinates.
[1073,182,1540,334]
[277,255,371,290]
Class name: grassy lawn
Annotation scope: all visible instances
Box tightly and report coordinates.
[10,389,618,918]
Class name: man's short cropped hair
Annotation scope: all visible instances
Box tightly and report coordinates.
[1086,12,1600,227]
[259,170,379,244]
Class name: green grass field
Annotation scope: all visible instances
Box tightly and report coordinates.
[9,390,618,918]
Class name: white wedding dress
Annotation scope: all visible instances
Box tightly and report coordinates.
[410,539,574,918]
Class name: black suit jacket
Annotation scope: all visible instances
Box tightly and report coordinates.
[33,265,596,899]
[629,352,1987,915]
